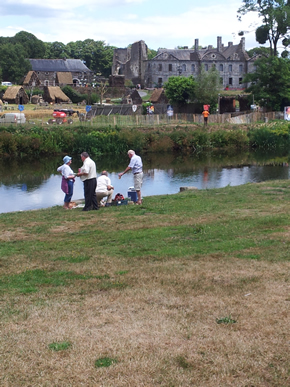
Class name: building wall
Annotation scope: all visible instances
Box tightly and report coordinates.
[34,71,93,87]
[113,37,256,90]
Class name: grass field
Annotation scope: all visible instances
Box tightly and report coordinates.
[0,181,289,386]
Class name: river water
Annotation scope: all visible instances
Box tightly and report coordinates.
[0,150,290,214]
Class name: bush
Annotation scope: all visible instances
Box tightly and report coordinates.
[61,85,87,104]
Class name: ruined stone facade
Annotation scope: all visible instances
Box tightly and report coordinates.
[112,40,148,87]
[112,37,257,90]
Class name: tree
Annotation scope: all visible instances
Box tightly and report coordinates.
[247,46,271,57]
[44,41,69,59]
[195,65,222,111]
[66,40,115,77]
[0,43,31,83]
[13,31,46,58]
[243,56,290,110]
[147,48,157,60]
[164,76,196,106]
[237,0,290,56]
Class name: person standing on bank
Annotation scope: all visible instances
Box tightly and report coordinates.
[202,109,210,126]
[57,155,75,209]
[118,150,143,205]
[77,152,98,211]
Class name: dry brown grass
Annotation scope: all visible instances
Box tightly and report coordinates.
[1,258,288,386]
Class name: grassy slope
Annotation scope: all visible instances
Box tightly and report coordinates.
[0,181,289,386]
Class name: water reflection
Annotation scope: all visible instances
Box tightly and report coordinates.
[0,150,290,214]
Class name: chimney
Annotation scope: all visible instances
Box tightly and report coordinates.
[217,36,222,52]
[208,45,213,50]
[194,39,199,52]
[240,37,245,50]
[228,42,233,47]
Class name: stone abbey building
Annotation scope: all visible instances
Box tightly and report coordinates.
[112,37,257,89]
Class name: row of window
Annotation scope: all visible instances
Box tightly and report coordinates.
[152,63,244,73]
[156,77,244,86]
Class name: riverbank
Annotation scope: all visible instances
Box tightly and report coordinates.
[1,181,289,386]
[1,119,290,158]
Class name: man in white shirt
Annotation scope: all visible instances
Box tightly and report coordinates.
[96,171,114,207]
[77,152,98,211]
[118,149,143,205]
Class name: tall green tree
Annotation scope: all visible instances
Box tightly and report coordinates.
[0,43,31,83]
[243,56,290,110]
[13,31,46,58]
[164,76,196,107]
[44,41,69,59]
[238,0,290,56]
[195,65,222,110]
[247,46,271,57]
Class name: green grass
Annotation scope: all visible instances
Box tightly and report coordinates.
[48,341,72,351]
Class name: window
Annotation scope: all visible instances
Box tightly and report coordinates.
[204,64,208,71]
[229,77,233,85]
[169,64,172,71]
[158,77,163,85]
[44,80,49,86]
[229,64,232,72]
[219,64,223,71]
[239,78,243,84]
[191,64,195,72]
[182,64,186,72]
[239,64,243,73]
[158,64,162,71]
[148,63,151,69]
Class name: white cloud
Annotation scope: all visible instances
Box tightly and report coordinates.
[0,0,263,51]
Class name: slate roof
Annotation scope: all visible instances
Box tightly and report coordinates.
[29,59,93,73]
[154,40,249,62]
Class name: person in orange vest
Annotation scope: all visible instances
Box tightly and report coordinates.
[202,109,210,126]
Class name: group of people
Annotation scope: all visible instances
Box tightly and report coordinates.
[57,150,143,211]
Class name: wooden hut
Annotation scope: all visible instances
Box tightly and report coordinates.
[2,86,29,104]
[43,86,70,104]
[149,88,168,104]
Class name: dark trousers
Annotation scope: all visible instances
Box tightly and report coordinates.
[83,178,98,211]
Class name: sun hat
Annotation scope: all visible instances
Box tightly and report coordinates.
[63,155,72,164]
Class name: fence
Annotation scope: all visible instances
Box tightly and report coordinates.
[84,110,283,128]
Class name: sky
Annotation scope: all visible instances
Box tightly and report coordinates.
[0,0,262,51]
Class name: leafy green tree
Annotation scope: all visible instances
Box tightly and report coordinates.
[247,46,271,57]
[147,48,157,60]
[164,76,196,106]
[195,65,222,111]
[13,31,46,58]
[238,0,290,56]
[66,40,115,77]
[44,41,69,58]
[243,56,290,110]
[0,43,31,83]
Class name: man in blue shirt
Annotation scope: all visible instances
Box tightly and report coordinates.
[118,150,143,204]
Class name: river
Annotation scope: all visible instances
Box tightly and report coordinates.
[0,150,289,213]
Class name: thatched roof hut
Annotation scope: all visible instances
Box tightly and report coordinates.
[2,86,29,104]
[149,88,168,104]
[23,71,41,87]
[43,86,70,104]
[56,72,73,86]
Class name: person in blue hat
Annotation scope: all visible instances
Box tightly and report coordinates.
[57,155,75,209]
